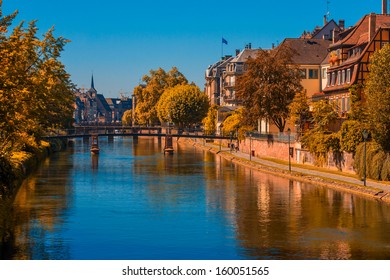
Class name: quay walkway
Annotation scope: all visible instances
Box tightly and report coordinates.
[199,141,390,197]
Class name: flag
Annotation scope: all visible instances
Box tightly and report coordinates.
[222,38,228,45]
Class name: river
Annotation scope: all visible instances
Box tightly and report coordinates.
[1,137,390,260]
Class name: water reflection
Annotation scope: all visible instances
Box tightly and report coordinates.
[1,137,390,260]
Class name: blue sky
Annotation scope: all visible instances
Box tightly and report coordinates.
[2,0,384,97]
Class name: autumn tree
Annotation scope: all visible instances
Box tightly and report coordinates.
[221,108,253,140]
[0,3,74,155]
[121,110,133,126]
[156,84,209,128]
[288,90,310,137]
[365,43,390,152]
[301,100,340,167]
[133,67,188,125]
[236,45,303,132]
[202,105,219,135]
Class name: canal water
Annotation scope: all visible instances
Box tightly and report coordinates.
[1,137,390,260]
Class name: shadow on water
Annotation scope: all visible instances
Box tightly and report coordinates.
[0,152,74,260]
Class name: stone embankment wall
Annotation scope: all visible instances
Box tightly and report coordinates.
[231,137,355,173]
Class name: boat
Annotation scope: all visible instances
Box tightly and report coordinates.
[91,135,100,154]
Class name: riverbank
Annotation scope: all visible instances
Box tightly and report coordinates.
[0,138,67,198]
[185,139,390,204]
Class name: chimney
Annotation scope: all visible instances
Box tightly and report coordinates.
[332,29,340,43]
[369,13,377,41]
[324,15,328,26]
[272,43,275,49]
[339,19,345,30]
[383,0,388,14]
[248,43,252,49]
[235,49,240,56]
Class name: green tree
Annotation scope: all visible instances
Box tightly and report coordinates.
[156,84,209,128]
[133,67,188,125]
[365,43,390,152]
[236,45,303,132]
[122,110,133,126]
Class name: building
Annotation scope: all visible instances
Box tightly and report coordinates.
[74,75,112,124]
[279,38,331,99]
[205,55,233,105]
[106,97,132,123]
[322,11,390,117]
[221,45,258,107]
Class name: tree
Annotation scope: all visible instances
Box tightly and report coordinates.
[133,67,188,125]
[365,43,390,152]
[236,45,303,132]
[288,90,310,137]
[0,4,74,155]
[202,105,219,135]
[156,84,209,128]
[122,110,133,126]
[221,108,253,140]
[301,100,340,167]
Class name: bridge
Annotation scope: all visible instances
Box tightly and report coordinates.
[43,126,236,140]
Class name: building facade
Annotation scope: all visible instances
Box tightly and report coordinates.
[322,13,390,117]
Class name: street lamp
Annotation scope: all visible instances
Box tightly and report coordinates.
[287,128,291,172]
[249,133,252,161]
[362,130,369,187]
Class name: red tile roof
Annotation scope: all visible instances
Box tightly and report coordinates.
[330,14,390,48]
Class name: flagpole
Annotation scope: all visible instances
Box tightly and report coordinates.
[221,37,223,58]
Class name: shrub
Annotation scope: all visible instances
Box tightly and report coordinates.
[381,155,390,181]
[354,141,390,181]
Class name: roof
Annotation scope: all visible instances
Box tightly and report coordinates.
[330,14,390,49]
[280,38,331,65]
[97,94,112,112]
[230,48,259,63]
[205,56,233,77]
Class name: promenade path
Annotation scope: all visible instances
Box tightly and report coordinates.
[199,141,390,195]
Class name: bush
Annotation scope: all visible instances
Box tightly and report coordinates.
[354,141,390,181]
[381,155,390,181]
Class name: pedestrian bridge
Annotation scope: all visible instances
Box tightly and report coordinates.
[43,125,235,140]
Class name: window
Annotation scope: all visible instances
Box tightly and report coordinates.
[331,72,336,86]
[327,73,331,87]
[341,70,345,84]
[337,71,341,85]
[346,69,351,83]
[308,69,319,79]
[300,69,307,79]
[322,68,327,78]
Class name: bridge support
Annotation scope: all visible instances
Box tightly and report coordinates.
[164,135,174,155]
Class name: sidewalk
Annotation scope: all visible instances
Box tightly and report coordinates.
[199,141,390,195]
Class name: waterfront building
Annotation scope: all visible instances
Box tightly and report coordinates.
[322,11,390,117]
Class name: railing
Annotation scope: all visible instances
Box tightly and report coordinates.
[245,131,298,143]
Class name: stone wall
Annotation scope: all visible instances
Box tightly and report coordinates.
[234,137,355,173]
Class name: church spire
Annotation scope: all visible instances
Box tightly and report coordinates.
[91,74,95,90]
